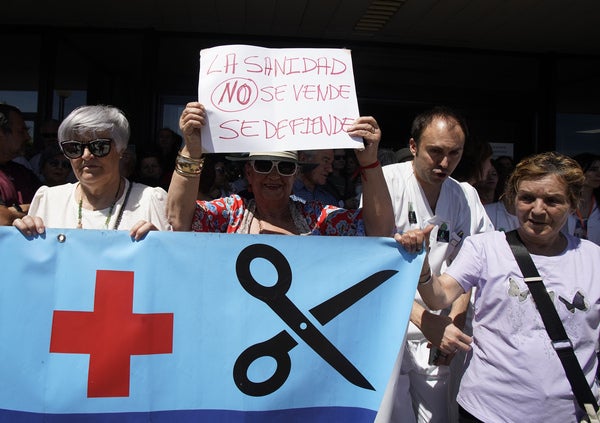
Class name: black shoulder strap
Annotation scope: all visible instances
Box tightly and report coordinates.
[505,230,598,413]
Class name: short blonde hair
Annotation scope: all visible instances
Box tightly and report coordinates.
[504,151,584,210]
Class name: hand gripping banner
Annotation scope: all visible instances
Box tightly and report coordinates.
[0,228,421,422]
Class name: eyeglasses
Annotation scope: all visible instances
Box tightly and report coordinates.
[251,160,298,176]
[60,139,112,159]
[48,159,71,169]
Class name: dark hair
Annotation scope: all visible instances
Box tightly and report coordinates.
[505,151,584,210]
[199,154,227,196]
[39,145,65,172]
[452,138,493,184]
[410,106,469,145]
[0,104,22,134]
[572,152,600,173]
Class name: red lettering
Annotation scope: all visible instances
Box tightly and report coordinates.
[302,85,317,100]
[315,57,331,75]
[260,85,287,102]
[316,85,330,101]
[286,57,301,75]
[339,117,355,132]
[303,57,317,74]
[236,83,253,105]
[219,120,241,140]
[263,57,273,76]
[240,120,260,137]
[211,78,258,112]
[339,84,351,99]
[218,80,240,105]
[310,116,329,135]
[219,115,355,141]
[206,54,222,75]
[288,118,307,135]
[224,53,238,74]
[292,84,352,102]
[273,56,287,77]
[331,58,347,75]
[243,55,262,73]
[264,120,278,139]
[261,86,275,102]
[263,120,288,140]
[230,55,349,76]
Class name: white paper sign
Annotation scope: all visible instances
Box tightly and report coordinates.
[198,44,363,153]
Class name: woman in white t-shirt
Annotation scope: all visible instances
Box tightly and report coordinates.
[402,152,600,422]
[13,105,170,238]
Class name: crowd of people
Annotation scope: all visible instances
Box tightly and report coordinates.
[1,100,599,422]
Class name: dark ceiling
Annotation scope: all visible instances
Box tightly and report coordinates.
[4,0,600,156]
[5,0,600,56]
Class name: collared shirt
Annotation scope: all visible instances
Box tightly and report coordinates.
[292,179,340,206]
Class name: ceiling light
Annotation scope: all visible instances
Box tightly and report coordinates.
[354,0,407,34]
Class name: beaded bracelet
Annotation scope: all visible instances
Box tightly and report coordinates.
[175,152,204,176]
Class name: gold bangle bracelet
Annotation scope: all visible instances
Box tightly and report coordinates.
[177,151,203,162]
[175,153,204,175]
[175,165,202,177]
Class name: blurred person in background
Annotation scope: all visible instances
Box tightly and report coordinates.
[566,152,600,245]
[0,104,41,225]
[38,145,71,187]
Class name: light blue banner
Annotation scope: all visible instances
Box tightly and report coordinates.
[0,227,421,421]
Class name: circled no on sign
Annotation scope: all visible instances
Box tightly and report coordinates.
[211,77,258,112]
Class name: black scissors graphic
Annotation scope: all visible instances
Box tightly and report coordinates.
[233,243,398,396]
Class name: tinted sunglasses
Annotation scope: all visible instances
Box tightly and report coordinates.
[251,160,298,176]
[48,159,71,169]
[60,139,112,159]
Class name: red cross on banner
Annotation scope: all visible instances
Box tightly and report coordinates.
[49,270,174,397]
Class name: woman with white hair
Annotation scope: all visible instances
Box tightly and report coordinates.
[13,105,170,238]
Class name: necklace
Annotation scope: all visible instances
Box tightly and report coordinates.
[257,217,265,234]
[77,178,122,229]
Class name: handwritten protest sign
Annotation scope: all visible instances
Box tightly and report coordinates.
[198,44,363,153]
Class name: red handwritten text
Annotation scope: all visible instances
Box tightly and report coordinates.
[218,115,355,140]
[205,53,348,77]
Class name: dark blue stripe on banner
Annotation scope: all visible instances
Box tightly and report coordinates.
[0,407,376,422]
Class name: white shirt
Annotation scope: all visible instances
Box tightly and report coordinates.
[381,161,494,337]
[484,201,519,232]
[28,179,171,231]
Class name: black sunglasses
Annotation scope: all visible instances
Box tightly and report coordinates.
[48,159,71,169]
[60,139,112,159]
[251,160,298,176]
